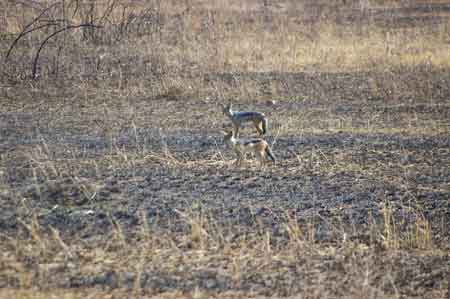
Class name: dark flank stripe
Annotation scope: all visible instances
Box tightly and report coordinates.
[234,111,264,120]
[242,139,262,146]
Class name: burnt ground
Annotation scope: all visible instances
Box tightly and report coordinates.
[0,69,449,298]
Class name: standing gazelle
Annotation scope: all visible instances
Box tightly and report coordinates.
[222,130,276,167]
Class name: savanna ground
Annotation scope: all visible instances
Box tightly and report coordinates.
[0,0,449,298]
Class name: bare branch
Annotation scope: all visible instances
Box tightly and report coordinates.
[5,1,62,60]
[31,23,101,79]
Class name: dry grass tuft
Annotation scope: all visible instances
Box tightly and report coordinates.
[0,0,449,298]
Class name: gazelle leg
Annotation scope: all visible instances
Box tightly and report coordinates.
[255,151,264,169]
[233,125,240,138]
[254,121,263,136]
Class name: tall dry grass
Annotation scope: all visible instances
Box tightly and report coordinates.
[1,0,450,96]
[0,1,448,297]
[0,200,445,298]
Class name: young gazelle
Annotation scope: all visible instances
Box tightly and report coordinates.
[223,130,276,167]
[221,103,268,137]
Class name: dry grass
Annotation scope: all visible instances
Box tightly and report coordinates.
[0,200,446,298]
[0,0,449,298]
[2,0,450,82]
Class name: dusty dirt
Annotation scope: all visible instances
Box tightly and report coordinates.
[1,1,450,296]
[0,69,449,298]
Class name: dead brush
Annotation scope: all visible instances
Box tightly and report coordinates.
[132,247,146,297]
[405,212,434,250]
[144,151,182,167]
[17,214,47,255]
[379,202,434,250]
[49,226,73,260]
[25,142,56,182]
[282,211,319,247]
[175,207,210,250]
[1,2,449,298]
[106,214,127,250]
